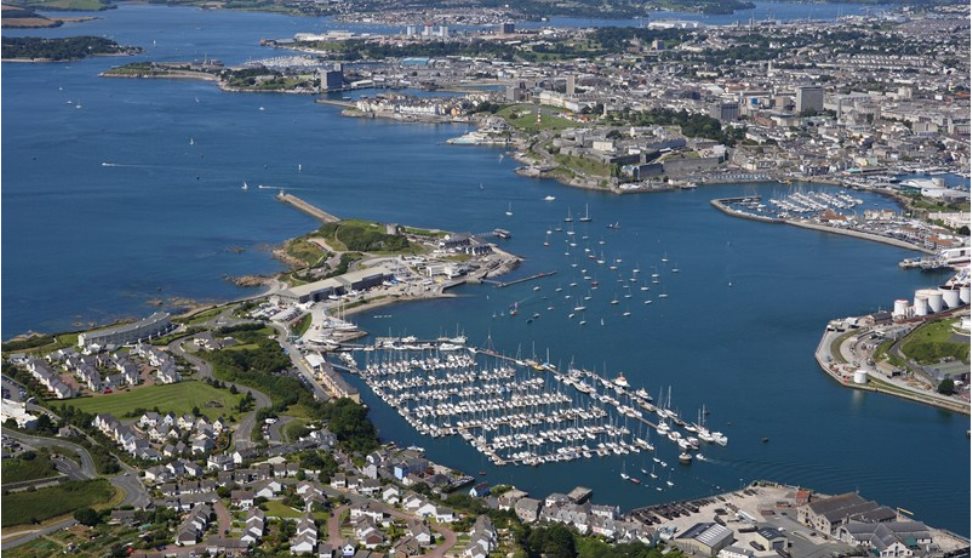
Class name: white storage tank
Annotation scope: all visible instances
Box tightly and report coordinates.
[939,286,961,309]
[960,285,970,305]
[892,299,910,318]
[913,294,929,316]
[916,288,943,313]
[853,369,868,384]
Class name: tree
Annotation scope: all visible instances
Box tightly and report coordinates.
[938,378,955,395]
[958,225,969,236]
[74,507,101,526]
[192,406,201,417]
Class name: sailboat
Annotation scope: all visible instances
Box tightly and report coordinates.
[241,181,249,191]
[189,137,195,146]
[620,462,630,481]
[666,472,675,487]
[579,203,592,222]
[298,163,303,173]
[564,208,573,223]
[649,464,658,479]
[505,203,513,217]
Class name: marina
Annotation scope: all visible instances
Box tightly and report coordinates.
[342,342,726,470]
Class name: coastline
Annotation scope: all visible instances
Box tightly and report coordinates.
[814,326,970,415]
[711,197,935,254]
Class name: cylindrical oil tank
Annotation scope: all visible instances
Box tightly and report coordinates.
[917,288,943,313]
[939,286,961,309]
[853,370,868,384]
[893,299,910,318]
[913,294,929,316]
[960,285,970,305]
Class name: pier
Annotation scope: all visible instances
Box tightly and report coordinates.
[276,192,341,223]
[483,271,557,288]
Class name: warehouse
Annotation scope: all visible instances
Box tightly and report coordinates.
[278,264,397,303]
[675,522,734,556]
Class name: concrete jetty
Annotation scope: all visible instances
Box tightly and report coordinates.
[277,192,341,223]
[484,271,557,288]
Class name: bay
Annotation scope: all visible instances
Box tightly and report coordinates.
[1,2,967,536]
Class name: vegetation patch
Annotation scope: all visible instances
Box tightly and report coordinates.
[2,479,115,527]
[2,36,138,61]
[1,450,59,483]
[319,220,410,253]
[901,318,969,365]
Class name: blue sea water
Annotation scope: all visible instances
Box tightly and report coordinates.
[2,3,968,535]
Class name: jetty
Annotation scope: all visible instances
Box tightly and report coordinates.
[277,192,341,223]
[484,271,557,288]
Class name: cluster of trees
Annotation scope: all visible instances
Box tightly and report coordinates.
[315,398,379,453]
[320,221,410,253]
[518,524,671,558]
[591,27,698,53]
[615,108,744,145]
[2,36,136,61]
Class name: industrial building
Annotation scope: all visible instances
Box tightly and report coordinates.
[675,522,734,556]
[78,312,173,349]
[797,492,897,535]
[278,264,397,304]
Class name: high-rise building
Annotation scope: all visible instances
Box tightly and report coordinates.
[565,74,576,96]
[796,85,824,114]
[501,22,515,34]
[710,101,739,122]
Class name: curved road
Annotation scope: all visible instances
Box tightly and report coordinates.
[169,337,272,449]
[1,429,150,550]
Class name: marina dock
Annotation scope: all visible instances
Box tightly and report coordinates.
[336,339,727,468]
[277,192,341,223]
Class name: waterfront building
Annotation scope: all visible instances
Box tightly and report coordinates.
[501,22,515,34]
[78,312,173,349]
[798,492,897,534]
[278,264,396,303]
[675,522,735,555]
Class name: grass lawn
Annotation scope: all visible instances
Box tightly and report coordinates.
[286,238,328,267]
[901,318,969,364]
[554,153,612,177]
[264,500,303,519]
[1,454,59,484]
[497,104,576,133]
[57,380,241,419]
[2,479,115,527]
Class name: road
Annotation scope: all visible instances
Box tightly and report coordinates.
[169,337,272,449]
[0,430,151,550]
[323,488,457,558]
[270,323,330,401]
[3,429,97,477]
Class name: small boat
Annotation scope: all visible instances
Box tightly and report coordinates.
[678,452,692,464]
[505,203,513,217]
[242,181,249,191]
[189,137,194,145]
[607,221,620,229]
[544,195,556,201]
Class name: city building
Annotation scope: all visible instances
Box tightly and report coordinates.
[796,85,825,114]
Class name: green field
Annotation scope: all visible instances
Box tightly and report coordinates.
[1,453,59,484]
[900,318,969,365]
[18,0,110,10]
[58,380,241,419]
[1,537,63,558]
[497,104,577,132]
[2,479,115,527]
